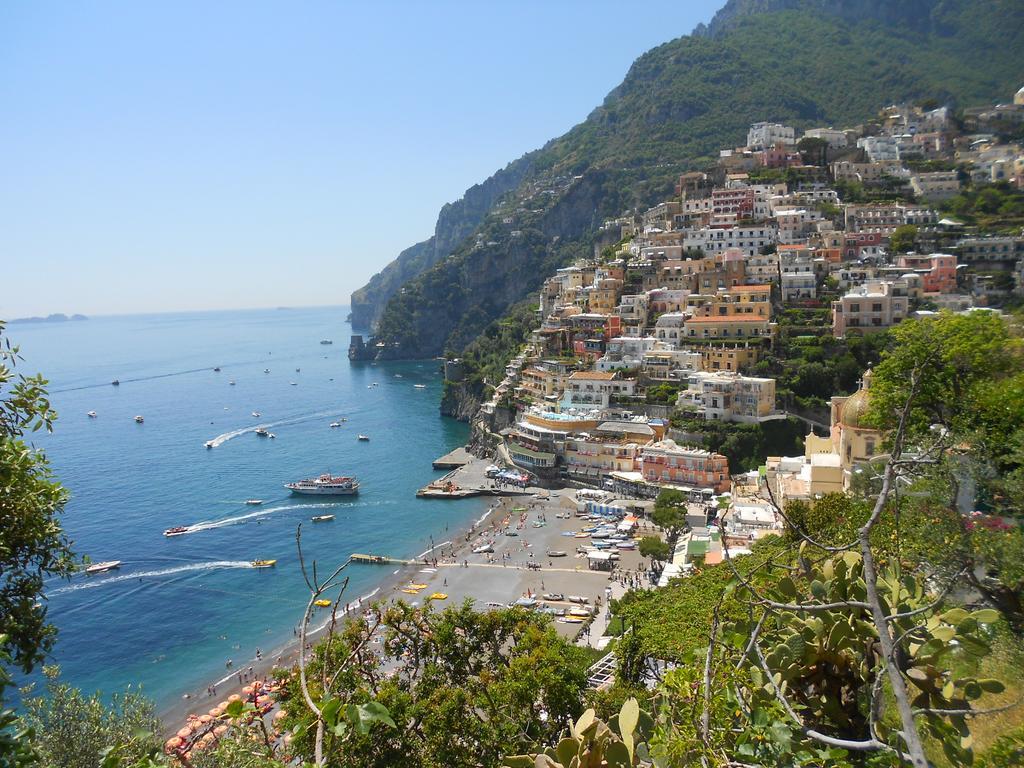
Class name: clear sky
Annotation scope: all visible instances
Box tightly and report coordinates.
[0,1,722,318]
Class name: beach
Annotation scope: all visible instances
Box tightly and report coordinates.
[161,459,653,734]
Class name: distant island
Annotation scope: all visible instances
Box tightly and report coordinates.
[7,313,88,324]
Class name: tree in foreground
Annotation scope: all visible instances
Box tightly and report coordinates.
[651,489,688,545]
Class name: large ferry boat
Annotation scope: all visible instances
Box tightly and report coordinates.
[284,474,359,496]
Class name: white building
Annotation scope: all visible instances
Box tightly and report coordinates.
[683,224,777,257]
[676,371,779,423]
[857,136,901,163]
[747,122,795,150]
[803,128,848,148]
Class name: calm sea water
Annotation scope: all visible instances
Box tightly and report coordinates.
[11,307,481,711]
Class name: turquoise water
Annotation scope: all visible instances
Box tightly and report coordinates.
[11,307,482,711]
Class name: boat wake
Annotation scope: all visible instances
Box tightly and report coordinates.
[51,561,254,595]
[178,502,346,534]
[205,410,347,448]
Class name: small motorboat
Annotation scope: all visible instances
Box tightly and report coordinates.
[329,422,342,428]
[413,384,427,389]
[134,415,144,423]
[311,514,335,522]
[251,559,276,568]
[251,411,261,417]
[290,381,297,386]
[546,550,568,557]
[408,583,428,590]
[428,592,448,601]
[559,616,584,624]
[472,544,493,554]
[87,411,97,418]
[245,499,263,505]
[567,595,590,605]
[357,434,370,441]
[542,593,565,602]
[320,339,333,345]
[264,368,270,373]
[111,379,120,386]
[229,380,236,386]
[204,441,214,449]
[394,373,403,378]
[295,368,300,372]
[401,588,420,595]
[255,428,269,437]
[268,433,276,439]
[313,599,332,608]
[213,367,221,372]
[85,560,121,575]
[164,526,189,537]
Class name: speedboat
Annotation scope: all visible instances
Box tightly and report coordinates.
[542,592,564,602]
[213,367,221,372]
[546,550,568,557]
[329,422,342,428]
[204,441,214,449]
[87,411,97,418]
[413,384,427,389]
[251,411,261,417]
[134,415,144,423]
[111,379,119,386]
[314,599,332,607]
[472,544,493,554]
[251,559,276,568]
[311,514,335,522]
[264,368,270,373]
[255,428,269,437]
[164,526,189,537]
[245,499,263,505]
[290,381,297,386]
[268,433,276,439]
[357,434,370,441]
[320,339,333,345]
[567,595,590,605]
[229,380,236,386]
[295,368,300,372]
[85,560,121,575]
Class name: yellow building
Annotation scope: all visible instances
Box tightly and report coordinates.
[829,370,885,488]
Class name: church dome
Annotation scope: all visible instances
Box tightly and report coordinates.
[841,368,874,429]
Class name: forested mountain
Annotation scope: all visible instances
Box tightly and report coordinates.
[352,0,1024,355]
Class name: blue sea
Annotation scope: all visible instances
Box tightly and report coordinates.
[10,307,482,713]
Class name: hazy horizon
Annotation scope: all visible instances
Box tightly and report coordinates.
[2,1,721,319]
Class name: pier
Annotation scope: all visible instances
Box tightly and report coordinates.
[417,457,535,499]
[350,553,413,565]
[431,446,473,470]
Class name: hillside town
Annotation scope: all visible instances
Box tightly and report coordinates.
[448,87,1024,569]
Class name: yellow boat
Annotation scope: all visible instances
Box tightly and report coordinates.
[428,592,448,601]
[401,588,420,595]
[408,583,428,589]
[252,559,277,568]
[314,599,332,608]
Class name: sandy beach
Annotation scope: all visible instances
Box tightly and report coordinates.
[160,459,653,734]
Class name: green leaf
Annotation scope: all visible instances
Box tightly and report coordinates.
[618,698,639,739]
[970,609,1000,624]
[978,678,1005,693]
[224,699,245,719]
[605,740,631,767]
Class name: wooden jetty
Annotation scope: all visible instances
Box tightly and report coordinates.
[350,553,413,565]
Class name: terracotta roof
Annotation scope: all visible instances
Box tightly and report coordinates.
[569,371,617,380]
[729,285,772,292]
[684,316,770,324]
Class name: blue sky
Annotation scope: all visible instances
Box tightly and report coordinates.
[0,1,721,318]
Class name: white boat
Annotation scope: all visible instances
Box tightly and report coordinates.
[329,422,342,428]
[268,433,276,439]
[134,415,144,423]
[285,474,359,496]
[164,526,189,537]
[229,380,236,385]
[311,514,335,522]
[87,411,97,418]
[251,411,261,417]
[357,434,370,441]
[264,368,270,373]
[204,441,214,449]
[290,381,297,386]
[413,384,427,389]
[472,544,493,554]
[85,560,121,575]
[245,499,264,505]
[255,428,269,437]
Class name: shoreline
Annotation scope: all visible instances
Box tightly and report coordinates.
[159,462,651,736]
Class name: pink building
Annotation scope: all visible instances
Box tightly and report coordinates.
[640,439,731,493]
[895,253,958,293]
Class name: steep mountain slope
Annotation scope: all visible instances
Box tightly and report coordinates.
[353,0,1024,357]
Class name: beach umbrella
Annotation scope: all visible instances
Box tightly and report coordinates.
[217,700,230,710]
[228,694,241,702]
[273,710,288,722]
[198,714,213,724]
[256,694,271,706]
[208,707,221,717]
[242,684,254,695]
[164,737,182,753]
[176,727,192,739]
[214,725,229,737]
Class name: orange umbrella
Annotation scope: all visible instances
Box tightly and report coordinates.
[242,684,254,695]
[273,710,288,722]
[228,694,241,702]
[176,727,192,739]
[214,725,229,737]
[208,707,221,717]
[164,737,182,753]
[198,714,213,724]
[256,695,271,706]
